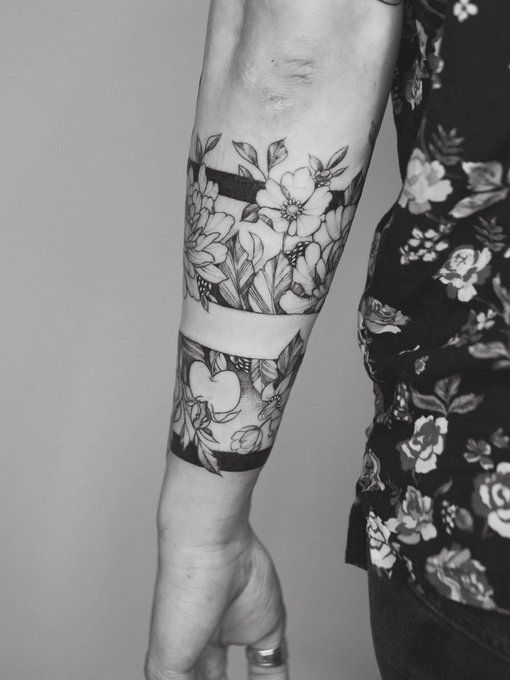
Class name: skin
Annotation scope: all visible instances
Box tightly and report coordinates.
[145,2,402,678]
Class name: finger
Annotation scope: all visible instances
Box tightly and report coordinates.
[246,626,289,680]
[196,642,228,680]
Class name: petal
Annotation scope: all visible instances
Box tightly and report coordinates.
[199,263,227,283]
[281,167,315,203]
[279,290,316,314]
[296,214,322,237]
[304,186,332,215]
[256,179,285,209]
[204,212,234,239]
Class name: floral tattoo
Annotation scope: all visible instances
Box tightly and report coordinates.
[169,331,304,475]
[183,133,367,313]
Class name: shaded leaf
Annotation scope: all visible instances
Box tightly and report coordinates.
[196,438,221,475]
[238,164,254,179]
[233,141,259,167]
[209,350,227,376]
[327,145,348,170]
[410,389,447,414]
[267,139,288,172]
[449,393,484,414]
[248,253,292,313]
[309,155,323,173]
[277,333,304,376]
[204,133,221,155]
[250,232,265,269]
[217,235,255,310]
[344,170,364,205]
[195,136,204,164]
[241,203,260,223]
[250,359,279,395]
[259,214,274,229]
[181,335,206,363]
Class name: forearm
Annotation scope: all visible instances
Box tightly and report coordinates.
[162,0,401,546]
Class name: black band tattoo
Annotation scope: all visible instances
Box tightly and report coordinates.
[169,331,304,475]
[184,134,367,313]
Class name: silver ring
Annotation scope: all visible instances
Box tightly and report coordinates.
[245,638,288,668]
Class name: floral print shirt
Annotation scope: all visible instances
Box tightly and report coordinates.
[346,0,510,614]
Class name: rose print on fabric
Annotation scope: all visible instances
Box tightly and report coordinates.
[386,486,437,544]
[398,148,453,214]
[367,511,397,572]
[435,246,491,302]
[472,462,510,538]
[425,546,496,609]
[360,297,410,335]
[397,415,448,474]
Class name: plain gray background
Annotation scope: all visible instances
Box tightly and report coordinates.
[1,2,401,678]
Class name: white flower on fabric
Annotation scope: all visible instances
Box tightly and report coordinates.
[453,0,478,22]
[436,246,492,302]
[397,415,448,474]
[387,487,437,544]
[367,511,397,571]
[399,149,453,214]
[256,168,331,237]
[472,462,510,538]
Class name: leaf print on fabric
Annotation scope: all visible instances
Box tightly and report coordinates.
[472,462,510,538]
[425,546,496,610]
[435,246,492,302]
[399,149,453,214]
[397,415,448,474]
[409,375,484,416]
[360,297,410,335]
[386,487,437,544]
[450,162,509,219]
[256,168,332,237]
[367,511,397,572]
[453,0,478,22]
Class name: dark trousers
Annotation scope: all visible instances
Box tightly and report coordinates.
[368,566,510,680]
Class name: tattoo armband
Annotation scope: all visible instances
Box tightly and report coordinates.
[184,133,369,314]
[169,331,304,475]
[174,131,373,473]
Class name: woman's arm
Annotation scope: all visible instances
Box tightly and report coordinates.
[146,2,402,678]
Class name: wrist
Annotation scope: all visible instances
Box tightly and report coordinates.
[157,453,259,549]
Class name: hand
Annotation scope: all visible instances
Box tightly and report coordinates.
[145,526,289,680]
